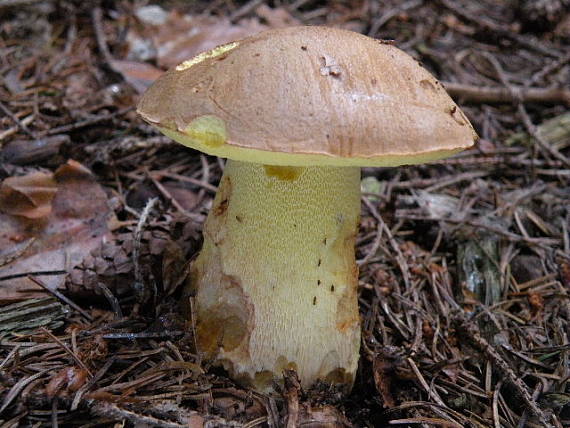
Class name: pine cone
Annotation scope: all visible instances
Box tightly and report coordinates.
[66,218,200,299]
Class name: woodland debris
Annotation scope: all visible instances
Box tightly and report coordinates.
[444,81,570,105]
[0,1,569,426]
[0,161,113,301]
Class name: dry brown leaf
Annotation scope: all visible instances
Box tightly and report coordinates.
[153,14,266,69]
[128,8,266,71]
[0,160,113,302]
[0,171,57,219]
[122,6,300,92]
[110,60,164,94]
[162,183,198,211]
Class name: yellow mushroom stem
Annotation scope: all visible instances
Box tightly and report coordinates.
[188,159,361,392]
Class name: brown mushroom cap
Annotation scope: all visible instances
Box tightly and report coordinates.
[137,25,477,167]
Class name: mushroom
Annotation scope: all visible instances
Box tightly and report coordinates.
[137,26,477,393]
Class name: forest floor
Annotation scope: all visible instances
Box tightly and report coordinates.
[0,0,569,427]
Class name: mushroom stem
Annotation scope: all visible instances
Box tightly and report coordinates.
[189,159,361,392]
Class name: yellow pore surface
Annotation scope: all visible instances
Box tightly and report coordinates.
[160,124,466,167]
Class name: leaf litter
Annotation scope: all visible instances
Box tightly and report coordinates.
[0,1,569,427]
[0,160,113,302]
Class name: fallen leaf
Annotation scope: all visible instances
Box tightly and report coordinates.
[120,6,301,92]
[0,171,57,219]
[0,160,113,302]
[127,7,266,71]
[162,183,198,211]
[153,14,266,69]
[109,60,164,94]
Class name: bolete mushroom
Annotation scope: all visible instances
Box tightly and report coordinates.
[137,26,477,393]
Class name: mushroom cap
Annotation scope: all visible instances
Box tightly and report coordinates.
[137,26,477,167]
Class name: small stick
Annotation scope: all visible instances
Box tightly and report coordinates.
[452,314,553,428]
[517,104,570,168]
[0,0,43,6]
[437,0,562,57]
[51,397,59,428]
[443,82,570,106]
[283,370,301,428]
[133,197,158,285]
[91,6,114,65]
[97,283,123,319]
[0,270,66,281]
[0,100,36,139]
[0,238,36,268]
[148,173,203,221]
[27,276,93,321]
[44,107,133,136]
[40,327,93,378]
[407,357,446,407]
[229,0,264,21]
[481,52,570,168]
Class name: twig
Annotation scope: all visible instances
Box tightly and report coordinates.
[91,6,114,65]
[527,52,570,87]
[101,331,184,339]
[0,270,67,282]
[452,314,553,428]
[0,0,42,6]
[357,218,384,267]
[517,104,570,168]
[148,173,203,221]
[362,198,411,289]
[0,369,50,414]
[407,357,446,407]
[90,402,186,428]
[229,0,264,22]
[40,327,93,378]
[443,82,570,106]
[133,197,158,286]
[0,238,35,268]
[0,345,20,371]
[44,107,134,136]
[368,0,423,36]
[283,370,301,428]
[0,101,36,139]
[437,0,562,57]
[150,171,217,193]
[388,417,462,427]
[97,283,123,319]
[51,397,59,428]
[480,52,570,169]
[27,276,93,322]
[396,214,560,247]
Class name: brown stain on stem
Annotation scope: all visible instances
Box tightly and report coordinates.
[263,165,304,181]
[213,175,232,216]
